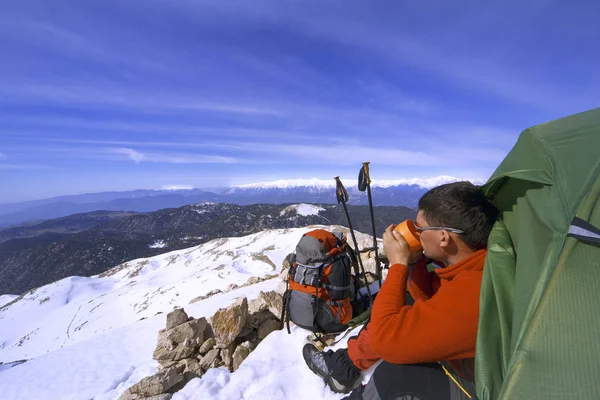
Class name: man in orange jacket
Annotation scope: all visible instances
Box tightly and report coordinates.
[303,181,498,399]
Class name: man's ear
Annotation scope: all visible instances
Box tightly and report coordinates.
[439,231,450,248]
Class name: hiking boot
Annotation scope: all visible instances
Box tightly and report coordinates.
[302,344,357,394]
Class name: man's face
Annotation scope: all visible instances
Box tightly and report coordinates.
[415,209,444,262]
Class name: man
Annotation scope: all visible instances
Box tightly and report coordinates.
[303,181,499,399]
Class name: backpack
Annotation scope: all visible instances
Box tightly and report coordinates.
[475,107,600,399]
[281,229,355,333]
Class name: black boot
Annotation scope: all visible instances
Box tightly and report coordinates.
[302,344,361,394]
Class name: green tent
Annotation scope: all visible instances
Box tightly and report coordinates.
[475,107,600,399]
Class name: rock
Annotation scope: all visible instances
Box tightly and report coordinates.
[117,389,140,400]
[203,323,215,339]
[248,291,283,320]
[154,343,195,362]
[189,289,222,304]
[221,343,236,368]
[362,258,379,278]
[198,337,216,355]
[282,253,293,269]
[257,319,281,340]
[246,309,277,329]
[166,308,188,330]
[232,345,250,371]
[226,283,239,291]
[236,328,257,345]
[153,318,207,362]
[199,348,221,370]
[246,276,261,285]
[120,393,173,400]
[157,360,178,369]
[278,266,289,282]
[177,358,204,377]
[239,340,255,351]
[237,322,254,336]
[122,366,183,398]
[165,359,204,392]
[162,318,207,345]
[212,297,248,348]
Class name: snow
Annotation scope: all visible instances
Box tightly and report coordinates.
[0,225,379,400]
[171,325,379,400]
[148,240,167,248]
[0,295,18,308]
[373,176,486,189]
[194,202,218,214]
[280,204,325,217]
[235,176,485,190]
[162,185,195,190]
[236,178,338,189]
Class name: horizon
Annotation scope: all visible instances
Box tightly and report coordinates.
[2,1,599,203]
[0,175,482,206]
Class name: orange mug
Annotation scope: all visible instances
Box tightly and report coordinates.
[394,220,423,253]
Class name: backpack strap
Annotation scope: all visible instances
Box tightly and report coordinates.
[325,300,343,321]
[313,278,322,332]
[322,284,352,291]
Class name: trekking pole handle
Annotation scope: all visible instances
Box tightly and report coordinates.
[362,162,372,185]
[334,176,350,204]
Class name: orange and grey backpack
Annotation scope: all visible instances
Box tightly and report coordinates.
[281,229,356,333]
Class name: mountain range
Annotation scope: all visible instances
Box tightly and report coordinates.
[0,177,482,227]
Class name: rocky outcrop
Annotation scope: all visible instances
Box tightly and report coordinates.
[120,291,283,400]
[188,273,280,305]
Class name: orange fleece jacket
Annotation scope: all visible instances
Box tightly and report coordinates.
[369,249,486,372]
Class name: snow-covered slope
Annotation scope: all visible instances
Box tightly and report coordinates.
[0,226,377,400]
[0,295,17,308]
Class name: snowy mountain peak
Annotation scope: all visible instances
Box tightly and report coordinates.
[235,176,485,190]
[236,178,338,190]
[372,176,486,189]
[161,185,195,191]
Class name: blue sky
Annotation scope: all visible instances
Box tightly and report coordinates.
[1,0,599,203]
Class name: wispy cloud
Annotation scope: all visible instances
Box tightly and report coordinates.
[111,148,237,164]
[0,163,44,170]
[0,85,282,116]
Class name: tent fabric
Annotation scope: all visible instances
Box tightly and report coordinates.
[475,107,600,399]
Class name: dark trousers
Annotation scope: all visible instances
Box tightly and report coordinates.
[343,362,475,400]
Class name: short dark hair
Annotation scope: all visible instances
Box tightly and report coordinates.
[418,181,498,250]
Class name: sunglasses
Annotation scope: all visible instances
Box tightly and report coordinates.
[413,221,464,234]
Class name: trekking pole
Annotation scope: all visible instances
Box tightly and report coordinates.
[334,176,373,304]
[358,162,383,288]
